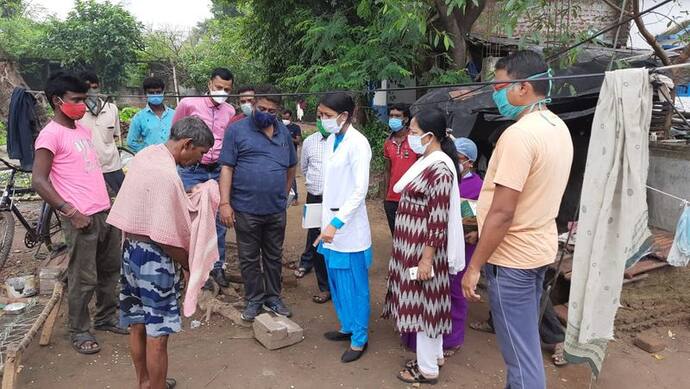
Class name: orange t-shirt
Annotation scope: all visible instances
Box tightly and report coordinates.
[477,110,573,269]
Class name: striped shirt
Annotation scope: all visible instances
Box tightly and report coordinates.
[301,132,328,196]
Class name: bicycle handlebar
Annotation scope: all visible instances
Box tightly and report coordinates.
[0,158,32,173]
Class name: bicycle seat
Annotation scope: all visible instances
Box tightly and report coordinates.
[0,158,31,173]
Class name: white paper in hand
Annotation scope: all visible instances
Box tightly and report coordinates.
[302,203,323,229]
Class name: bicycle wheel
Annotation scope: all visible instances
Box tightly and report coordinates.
[0,211,16,269]
[40,204,64,253]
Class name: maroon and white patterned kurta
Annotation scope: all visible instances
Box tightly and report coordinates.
[383,161,453,338]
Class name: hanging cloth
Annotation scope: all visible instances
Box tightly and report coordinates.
[667,204,690,267]
[564,68,654,376]
[7,87,39,170]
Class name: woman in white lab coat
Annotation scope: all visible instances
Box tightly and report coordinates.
[314,92,372,363]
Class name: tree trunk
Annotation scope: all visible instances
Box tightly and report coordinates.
[0,59,49,126]
[632,0,671,66]
[433,0,487,69]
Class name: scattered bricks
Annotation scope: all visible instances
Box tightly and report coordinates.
[253,313,304,350]
[634,330,666,353]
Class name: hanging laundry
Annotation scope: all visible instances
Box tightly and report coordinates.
[667,204,690,267]
[7,87,40,170]
[565,68,654,376]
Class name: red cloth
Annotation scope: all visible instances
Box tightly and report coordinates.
[383,136,417,202]
[228,113,246,125]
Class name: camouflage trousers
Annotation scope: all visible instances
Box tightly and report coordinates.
[62,212,122,334]
[119,239,181,337]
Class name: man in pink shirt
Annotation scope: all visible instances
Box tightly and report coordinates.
[172,68,236,288]
[33,72,125,356]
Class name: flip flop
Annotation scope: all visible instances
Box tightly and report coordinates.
[552,343,568,366]
[312,292,331,304]
[397,365,439,385]
[294,268,308,278]
[166,378,177,388]
[95,322,130,335]
[71,332,101,355]
[469,320,495,334]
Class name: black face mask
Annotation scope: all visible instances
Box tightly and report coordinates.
[253,109,277,128]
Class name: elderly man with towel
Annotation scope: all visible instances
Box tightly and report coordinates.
[108,116,219,389]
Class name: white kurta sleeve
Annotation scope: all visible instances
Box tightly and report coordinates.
[334,137,371,225]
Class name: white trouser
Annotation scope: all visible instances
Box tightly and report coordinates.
[416,331,443,376]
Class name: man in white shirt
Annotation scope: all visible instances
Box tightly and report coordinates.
[78,72,124,194]
[294,124,330,303]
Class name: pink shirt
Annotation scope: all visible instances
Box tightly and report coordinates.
[171,97,235,164]
[35,121,111,216]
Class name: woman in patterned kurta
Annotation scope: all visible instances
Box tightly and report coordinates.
[383,109,459,384]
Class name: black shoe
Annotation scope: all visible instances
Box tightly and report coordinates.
[341,343,367,363]
[324,331,352,342]
[211,268,230,288]
[263,298,292,317]
[241,302,264,322]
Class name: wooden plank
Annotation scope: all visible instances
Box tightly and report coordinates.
[624,260,669,279]
[39,287,63,346]
[1,351,20,389]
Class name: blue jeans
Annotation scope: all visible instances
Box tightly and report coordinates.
[486,264,547,389]
[178,164,226,271]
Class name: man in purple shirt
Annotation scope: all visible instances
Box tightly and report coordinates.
[172,67,235,288]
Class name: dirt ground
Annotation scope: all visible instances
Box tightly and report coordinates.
[3,173,690,389]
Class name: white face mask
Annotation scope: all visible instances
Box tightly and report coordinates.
[408,133,432,155]
[322,114,344,134]
[282,119,291,125]
[240,103,253,116]
[210,90,227,104]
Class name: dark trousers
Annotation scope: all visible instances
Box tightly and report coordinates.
[235,211,287,303]
[298,193,329,292]
[291,178,299,201]
[62,212,122,334]
[103,169,125,195]
[383,200,398,235]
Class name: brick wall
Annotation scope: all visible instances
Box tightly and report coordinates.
[473,0,631,46]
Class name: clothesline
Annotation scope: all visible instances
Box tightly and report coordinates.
[646,185,689,205]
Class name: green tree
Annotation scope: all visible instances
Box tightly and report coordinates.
[41,0,143,89]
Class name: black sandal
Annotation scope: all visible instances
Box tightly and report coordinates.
[95,321,130,335]
[166,378,177,388]
[312,292,331,304]
[71,332,101,355]
[294,268,308,278]
[404,358,444,369]
[397,365,439,385]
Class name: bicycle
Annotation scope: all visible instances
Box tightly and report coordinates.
[0,158,64,269]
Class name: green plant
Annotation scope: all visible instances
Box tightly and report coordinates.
[359,119,390,174]
[119,107,140,124]
[0,122,7,147]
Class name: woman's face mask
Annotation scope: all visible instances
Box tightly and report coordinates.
[408,132,432,155]
[322,113,346,134]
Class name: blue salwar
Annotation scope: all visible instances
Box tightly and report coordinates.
[318,244,372,348]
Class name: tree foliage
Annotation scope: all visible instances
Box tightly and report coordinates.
[41,0,143,89]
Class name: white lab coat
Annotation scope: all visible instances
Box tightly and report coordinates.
[321,125,372,253]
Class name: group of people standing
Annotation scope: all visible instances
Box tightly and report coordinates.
[31,49,572,389]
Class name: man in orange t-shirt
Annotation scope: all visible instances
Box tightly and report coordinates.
[462,50,573,389]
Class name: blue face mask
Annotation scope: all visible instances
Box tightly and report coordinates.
[492,70,552,120]
[147,94,164,106]
[388,118,404,132]
[253,109,277,129]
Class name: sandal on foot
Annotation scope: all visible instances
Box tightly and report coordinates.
[312,292,331,304]
[443,345,461,357]
[95,321,130,335]
[71,332,101,355]
[166,378,177,389]
[294,268,308,278]
[405,359,444,370]
[552,343,568,366]
[469,320,495,334]
[397,365,438,385]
